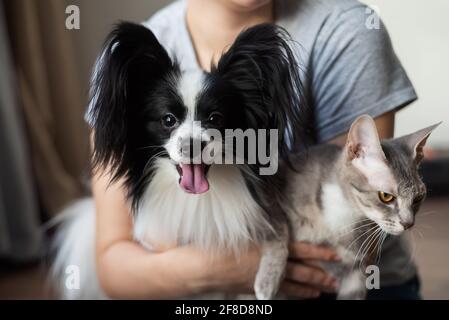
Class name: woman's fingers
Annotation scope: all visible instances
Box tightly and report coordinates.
[300,259,325,269]
[279,280,321,299]
[288,241,340,261]
[285,261,337,292]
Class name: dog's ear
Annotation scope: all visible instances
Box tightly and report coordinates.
[89,22,176,180]
[213,24,310,161]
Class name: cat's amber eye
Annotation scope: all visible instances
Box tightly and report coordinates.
[378,191,396,204]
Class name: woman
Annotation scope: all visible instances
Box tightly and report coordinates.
[89,0,419,299]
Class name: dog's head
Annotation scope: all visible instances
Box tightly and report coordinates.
[89,22,307,208]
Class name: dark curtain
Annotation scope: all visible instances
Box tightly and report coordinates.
[0,0,89,262]
[0,1,41,262]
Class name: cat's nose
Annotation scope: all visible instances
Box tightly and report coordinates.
[400,221,414,230]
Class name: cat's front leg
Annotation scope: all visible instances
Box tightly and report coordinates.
[337,270,367,300]
[254,224,289,300]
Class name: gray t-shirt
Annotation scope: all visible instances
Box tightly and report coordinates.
[87,0,418,287]
[139,0,417,143]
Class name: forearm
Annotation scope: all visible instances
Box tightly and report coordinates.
[97,241,212,299]
[327,111,395,145]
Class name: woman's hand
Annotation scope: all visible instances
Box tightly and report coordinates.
[188,241,339,299]
[281,242,340,298]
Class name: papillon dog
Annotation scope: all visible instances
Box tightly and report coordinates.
[51,22,309,299]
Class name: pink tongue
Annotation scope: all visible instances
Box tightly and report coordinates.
[179,164,209,194]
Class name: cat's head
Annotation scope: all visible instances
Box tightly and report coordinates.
[343,115,440,235]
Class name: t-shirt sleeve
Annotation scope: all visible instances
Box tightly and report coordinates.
[311,5,417,143]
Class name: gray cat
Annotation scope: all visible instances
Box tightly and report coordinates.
[256,115,440,300]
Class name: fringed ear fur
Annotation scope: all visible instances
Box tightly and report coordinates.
[213,24,310,163]
[89,22,176,181]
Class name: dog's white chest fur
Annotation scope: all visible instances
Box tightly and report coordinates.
[134,160,269,252]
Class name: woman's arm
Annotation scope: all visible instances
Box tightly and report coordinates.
[327,111,395,145]
[92,136,211,298]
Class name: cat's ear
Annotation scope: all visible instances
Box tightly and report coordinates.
[396,122,441,164]
[345,115,395,192]
[345,115,386,162]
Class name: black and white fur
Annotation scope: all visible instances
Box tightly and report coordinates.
[51,22,308,299]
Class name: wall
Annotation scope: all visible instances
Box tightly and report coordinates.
[361,0,449,147]
[65,0,169,98]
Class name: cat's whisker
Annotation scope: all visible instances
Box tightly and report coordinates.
[353,227,379,271]
[337,221,377,239]
[341,217,372,227]
[338,219,373,230]
[363,230,383,271]
[346,224,379,250]
[358,228,382,271]
[352,226,380,270]
[416,211,438,222]
[375,231,387,265]
[417,210,436,217]
[340,219,375,232]
[338,218,373,231]
[372,230,383,265]
[416,228,425,239]
[373,230,385,260]
[408,229,418,264]
[366,229,383,259]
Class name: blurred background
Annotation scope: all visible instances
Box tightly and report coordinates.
[0,0,447,299]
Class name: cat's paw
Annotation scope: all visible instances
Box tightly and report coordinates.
[337,289,367,300]
[337,271,367,300]
[254,277,279,300]
[254,235,289,300]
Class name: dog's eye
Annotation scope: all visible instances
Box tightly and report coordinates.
[161,114,178,128]
[207,112,224,127]
[378,191,396,204]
